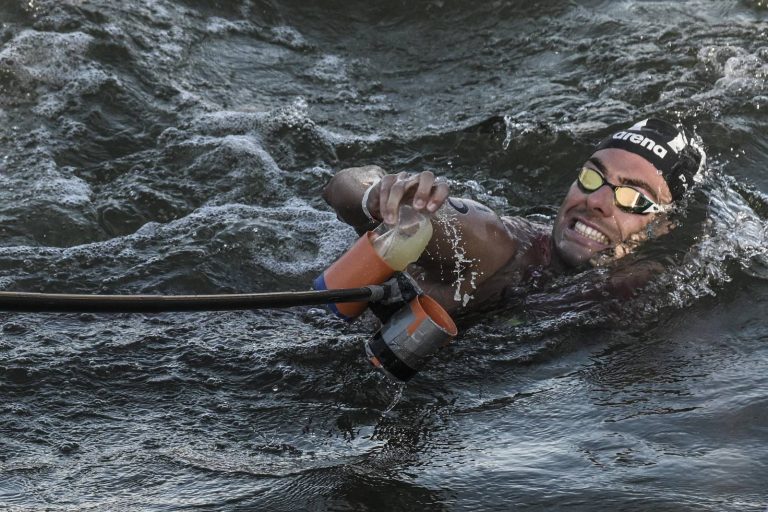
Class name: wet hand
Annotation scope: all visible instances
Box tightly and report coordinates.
[372,171,450,225]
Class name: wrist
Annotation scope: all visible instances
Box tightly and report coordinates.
[361,179,381,223]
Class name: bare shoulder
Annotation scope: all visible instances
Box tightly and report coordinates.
[420,197,519,282]
[415,206,554,313]
[500,215,552,266]
[500,215,551,242]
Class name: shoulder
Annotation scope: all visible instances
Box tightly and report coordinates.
[437,198,517,250]
[422,198,518,279]
[500,215,553,267]
[500,215,551,243]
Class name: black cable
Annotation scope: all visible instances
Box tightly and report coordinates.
[0,287,385,313]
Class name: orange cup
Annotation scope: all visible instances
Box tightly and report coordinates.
[365,294,457,381]
[313,232,395,320]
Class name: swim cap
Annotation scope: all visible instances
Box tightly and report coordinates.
[594,118,706,201]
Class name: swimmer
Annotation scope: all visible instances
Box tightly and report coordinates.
[322,118,706,315]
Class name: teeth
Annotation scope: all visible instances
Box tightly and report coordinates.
[574,221,609,244]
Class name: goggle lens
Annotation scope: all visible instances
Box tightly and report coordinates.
[614,186,643,209]
[577,167,658,214]
[578,167,604,190]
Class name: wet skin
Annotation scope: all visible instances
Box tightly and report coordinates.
[551,148,674,268]
[323,148,673,314]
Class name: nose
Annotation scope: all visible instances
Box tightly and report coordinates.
[585,184,615,217]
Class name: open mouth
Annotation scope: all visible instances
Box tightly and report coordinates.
[573,220,609,245]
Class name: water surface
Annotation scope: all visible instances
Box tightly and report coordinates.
[0,1,767,510]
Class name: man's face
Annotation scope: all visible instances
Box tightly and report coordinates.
[552,148,674,267]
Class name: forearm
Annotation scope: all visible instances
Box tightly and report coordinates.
[322,165,386,232]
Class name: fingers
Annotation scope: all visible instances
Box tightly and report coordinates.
[427,177,450,213]
[378,171,451,224]
[380,172,412,225]
[412,172,435,210]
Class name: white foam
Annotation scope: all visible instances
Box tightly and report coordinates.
[269,26,311,50]
[31,169,92,208]
[205,17,254,36]
[308,54,349,84]
[188,111,266,135]
[0,30,96,87]
[0,29,116,117]
[0,137,93,209]
[696,45,768,97]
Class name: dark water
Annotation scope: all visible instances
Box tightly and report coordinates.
[1,0,767,510]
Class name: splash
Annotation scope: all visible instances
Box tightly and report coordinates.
[383,382,406,415]
[432,207,479,307]
[604,166,768,321]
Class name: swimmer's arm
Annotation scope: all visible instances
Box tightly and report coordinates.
[321,165,387,234]
[414,198,518,311]
[323,167,517,310]
[323,167,517,275]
